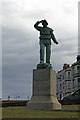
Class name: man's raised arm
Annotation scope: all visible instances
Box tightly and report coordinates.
[34,20,43,31]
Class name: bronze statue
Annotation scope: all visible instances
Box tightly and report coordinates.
[34,19,58,69]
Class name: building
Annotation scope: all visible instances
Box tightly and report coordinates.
[72,55,80,91]
[56,55,80,100]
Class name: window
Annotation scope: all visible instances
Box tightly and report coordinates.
[68,81,71,88]
[68,72,70,78]
[76,78,78,87]
[73,79,76,87]
[77,66,80,74]
[66,71,71,78]
[60,83,61,90]
[73,77,80,87]
[57,77,60,82]
[77,78,80,86]
[57,84,58,91]
[66,81,71,89]
[73,66,76,75]
[77,66,80,69]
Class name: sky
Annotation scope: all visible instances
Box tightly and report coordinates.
[78,1,80,55]
[1,0,79,100]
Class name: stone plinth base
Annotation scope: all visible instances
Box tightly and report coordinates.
[27,69,61,111]
[27,96,61,110]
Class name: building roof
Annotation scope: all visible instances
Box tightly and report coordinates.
[72,60,80,66]
[57,55,80,73]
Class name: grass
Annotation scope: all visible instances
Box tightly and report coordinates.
[2,106,80,119]
[0,107,2,119]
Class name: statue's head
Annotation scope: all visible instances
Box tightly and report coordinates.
[42,19,48,27]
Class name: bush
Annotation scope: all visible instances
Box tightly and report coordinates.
[2,100,28,107]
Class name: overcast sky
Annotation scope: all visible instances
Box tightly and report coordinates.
[1,0,79,100]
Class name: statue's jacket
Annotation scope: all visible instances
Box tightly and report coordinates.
[34,21,57,45]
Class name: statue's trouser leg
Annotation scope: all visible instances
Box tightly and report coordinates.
[46,44,51,64]
[40,40,44,63]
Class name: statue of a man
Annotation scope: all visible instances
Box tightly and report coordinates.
[34,19,58,69]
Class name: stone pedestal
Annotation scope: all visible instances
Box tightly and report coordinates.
[27,69,61,110]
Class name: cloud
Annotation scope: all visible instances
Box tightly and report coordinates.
[0,3,2,98]
[2,25,39,99]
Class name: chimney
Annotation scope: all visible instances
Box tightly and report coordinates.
[63,63,70,69]
[77,55,80,61]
